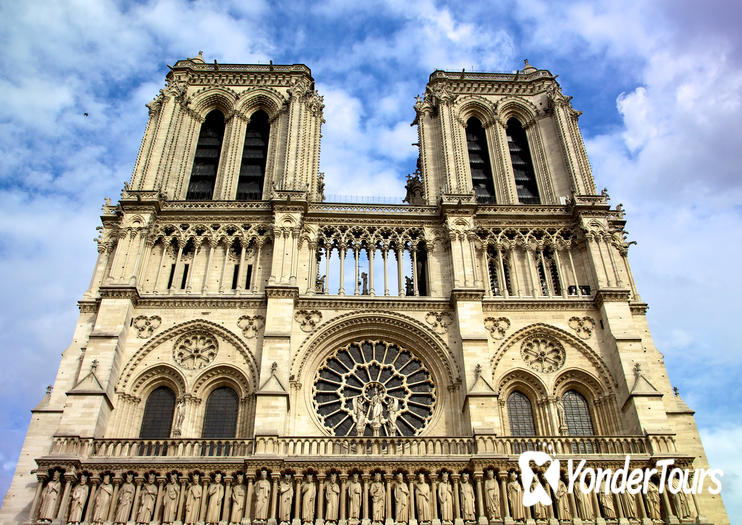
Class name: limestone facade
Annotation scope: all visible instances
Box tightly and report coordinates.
[0,55,729,524]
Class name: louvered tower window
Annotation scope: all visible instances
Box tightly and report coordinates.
[237,110,270,200]
[507,391,536,436]
[465,118,496,204]
[202,386,238,438]
[187,110,225,200]
[506,118,540,204]
[563,390,594,436]
[139,386,176,438]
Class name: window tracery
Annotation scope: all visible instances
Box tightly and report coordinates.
[173,332,218,370]
[520,337,565,373]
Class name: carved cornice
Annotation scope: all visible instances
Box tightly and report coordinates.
[265,285,300,300]
[136,296,266,309]
[296,296,449,312]
[594,289,632,308]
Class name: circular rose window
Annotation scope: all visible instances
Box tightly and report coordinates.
[313,341,436,436]
[520,337,565,373]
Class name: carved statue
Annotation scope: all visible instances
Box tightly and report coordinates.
[114,473,136,524]
[38,470,61,522]
[415,473,431,522]
[326,473,340,522]
[136,474,157,524]
[369,390,386,435]
[361,272,368,295]
[437,472,453,522]
[184,473,203,525]
[460,473,475,521]
[173,397,186,435]
[484,470,500,519]
[555,480,571,519]
[205,473,224,524]
[574,480,593,519]
[348,473,362,520]
[301,473,316,523]
[506,472,525,521]
[394,472,409,523]
[387,397,400,436]
[92,474,113,524]
[530,479,546,519]
[617,490,636,519]
[599,482,616,519]
[555,398,567,434]
[316,275,326,293]
[279,473,294,523]
[404,276,414,296]
[162,473,180,524]
[645,480,661,519]
[370,473,385,523]
[68,474,89,524]
[254,469,271,520]
[353,396,368,436]
[670,477,692,518]
[231,474,246,524]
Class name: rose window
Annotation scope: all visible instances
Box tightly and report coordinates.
[313,341,436,437]
[173,332,218,370]
[520,337,565,373]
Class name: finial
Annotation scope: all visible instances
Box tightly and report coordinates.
[633,362,641,375]
[524,59,529,65]
[474,364,482,378]
[271,362,278,374]
[673,386,679,396]
[91,359,99,372]
[45,385,52,395]
[198,50,203,58]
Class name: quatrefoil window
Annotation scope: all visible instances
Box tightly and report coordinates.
[173,332,218,370]
[520,337,565,373]
[313,341,436,437]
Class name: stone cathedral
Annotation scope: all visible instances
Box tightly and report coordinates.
[0,54,729,525]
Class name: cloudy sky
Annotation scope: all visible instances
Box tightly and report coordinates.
[1,0,740,519]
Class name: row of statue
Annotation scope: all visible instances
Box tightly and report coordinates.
[34,467,697,525]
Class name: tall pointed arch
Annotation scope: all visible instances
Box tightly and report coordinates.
[187,109,225,200]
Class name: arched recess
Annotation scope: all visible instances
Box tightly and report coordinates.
[553,368,619,435]
[495,368,549,436]
[117,319,259,395]
[186,109,226,200]
[236,110,270,200]
[192,365,254,438]
[188,87,239,118]
[290,311,462,436]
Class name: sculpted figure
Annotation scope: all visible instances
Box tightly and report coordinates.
[645,480,661,519]
[38,470,62,522]
[173,397,186,435]
[348,473,362,520]
[574,480,593,519]
[387,398,400,436]
[136,473,158,524]
[484,470,500,519]
[370,473,385,523]
[68,474,90,524]
[599,482,616,519]
[279,473,294,523]
[205,473,225,524]
[255,469,271,520]
[92,474,113,524]
[184,473,203,525]
[670,477,692,518]
[162,473,180,524]
[506,473,524,521]
[114,473,136,524]
[326,473,341,522]
[460,473,475,521]
[394,473,409,523]
[617,490,636,519]
[301,473,317,523]
[231,474,246,524]
[530,478,546,519]
[415,473,431,522]
[353,397,368,436]
[555,480,571,519]
[437,472,453,522]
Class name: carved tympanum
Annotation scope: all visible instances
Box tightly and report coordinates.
[568,316,596,339]
[295,309,322,332]
[520,337,565,373]
[425,312,453,334]
[237,315,265,338]
[173,332,218,370]
[484,317,510,340]
[133,315,162,338]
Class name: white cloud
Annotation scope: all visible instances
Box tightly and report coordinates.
[700,425,742,519]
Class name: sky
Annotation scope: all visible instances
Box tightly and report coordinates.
[0,0,741,519]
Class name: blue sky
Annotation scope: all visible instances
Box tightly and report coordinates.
[1,0,741,519]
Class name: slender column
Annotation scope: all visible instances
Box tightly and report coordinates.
[457,235,468,287]
[539,249,553,296]
[473,474,485,522]
[177,477,188,521]
[340,475,348,521]
[369,248,375,296]
[293,475,303,519]
[451,474,461,520]
[317,475,325,520]
[552,246,568,298]
[223,477,233,522]
[135,238,155,286]
[271,474,280,520]
[354,248,360,295]
[430,477,438,521]
[185,242,197,293]
[108,478,121,522]
[325,245,332,294]
[339,245,346,295]
[567,492,578,521]
[567,246,581,296]
[84,479,99,523]
[289,229,299,285]
[592,236,611,287]
[660,489,676,522]
[496,248,509,298]
[28,477,46,522]
[219,241,230,293]
[169,244,183,291]
[590,490,601,518]
[480,247,491,296]
[468,236,481,287]
[396,246,404,296]
[497,473,510,520]
[509,248,521,296]
[237,244,247,291]
[362,474,370,521]
[412,246,420,296]
[202,242,215,294]
[383,247,389,296]
[524,247,538,296]
[245,475,255,521]
[199,478,209,522]
[130,479,142,523]
[621,251,640,299]
[604,236,622,286]
[384,475,393,523]
[407,475,415,522]
[307,241,318,294]
[118,232,134,281]
[252,240,263,293]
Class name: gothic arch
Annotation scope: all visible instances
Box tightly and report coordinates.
[192,364,253,399]
[117,319,258,393]
[454,95,497,128]
[236,87,286,120]
[129,364,187,399]
[495,97,539,127]
[490,323,617,394]
[495,368,548,400]
[188,87,238,118]
[553,368,606,400]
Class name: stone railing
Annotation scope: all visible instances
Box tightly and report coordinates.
[49,434,676,459]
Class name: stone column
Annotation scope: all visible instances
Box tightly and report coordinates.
[316,474,325,523]
[368,247,375,296]
[431,476,438,524]
[384,475,393,525]
[382,247,389,296]
[497,473,510,520]
[84,478,99,524]
[339,245,346,295]
[271,473,280,524]
[293,475,303,524]
[451,474,461,525]
[407,474,416,525]
[473,473,486,525]
[177,476,188,522]
[130,478,143,525]
[396,246,404,297]
[28,476,46,523]
[108,477,122,522]
[245,475,255,522]
[223,476,233,523]
[660,488,678,523]
[56,472,74,522]
[412,244,420,296]
[354,247,360,295]
[362,474,370,522]
[154,477,166,522]
[200,478,209,522]
[340,474,348,523]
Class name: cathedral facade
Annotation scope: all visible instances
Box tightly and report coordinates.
[0,55,729,524]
